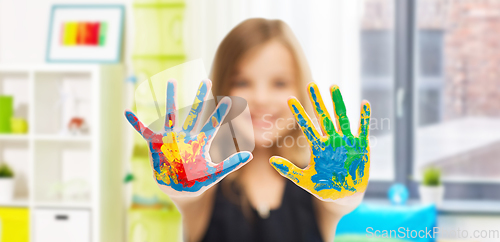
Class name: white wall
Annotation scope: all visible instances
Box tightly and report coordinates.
[0,0,362,127]
[0,0,134,65]
[184,0,362,132]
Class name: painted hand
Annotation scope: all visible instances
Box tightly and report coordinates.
[125,79,253,197]
[270,83,371,201]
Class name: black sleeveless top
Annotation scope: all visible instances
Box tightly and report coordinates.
[201,180,324,242]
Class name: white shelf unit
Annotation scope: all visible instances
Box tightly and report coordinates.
[0,64,126,242]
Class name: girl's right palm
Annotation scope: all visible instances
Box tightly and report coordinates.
[125,79,253,197]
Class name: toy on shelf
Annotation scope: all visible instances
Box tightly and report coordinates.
[68,117,89,135]
[10,117,28,134]
[0,96,13,133]
[56,81,90,136]
[0,163,15,202]
[388,183,409,205]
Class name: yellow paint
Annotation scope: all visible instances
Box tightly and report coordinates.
[271,149,370,201]
[270,84,371,201]
[211,116,218,127]
[63,22,78,46]
[155,132,208,184]
[308,84,334,135]
[182,85,203,131]
[0,207,29,242]
[358,102,371,137]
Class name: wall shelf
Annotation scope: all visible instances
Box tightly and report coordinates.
[0,134,29,141]
[0,64,126,242]
[34,201,91,210]
[0,199,29,208]
[34,135,92,142]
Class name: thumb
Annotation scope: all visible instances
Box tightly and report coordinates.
[269,156,304,184]
[212,151,253,178]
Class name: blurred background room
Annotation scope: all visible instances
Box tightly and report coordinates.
[0,0,499,241]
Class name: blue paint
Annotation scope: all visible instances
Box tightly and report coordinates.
[149,142,162,174]
[125,111,154,140]
[287,174,300,183]
[224,152,251,168]
[272,162,290,174]
[310,86,322,115]
[166,81,176,113]
[200,102,229,135]
[165,81,176,130]
[271,84,372,199]
[156,151,251,192]
[292,104,318,143]
[311,146,355,192]
[126,80,254,194]
[359,104,371,138]
[343,136,356,148]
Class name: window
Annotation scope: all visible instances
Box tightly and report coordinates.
[418,30,443,78]
[364,0,500,201]
[415,1,500,187]
[362,30,393,78]
[360,0,395,182]
[417,30,444,126]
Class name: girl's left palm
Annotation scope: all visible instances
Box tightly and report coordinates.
[270,83,371,201]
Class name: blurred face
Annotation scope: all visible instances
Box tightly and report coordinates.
[229,40,299,148]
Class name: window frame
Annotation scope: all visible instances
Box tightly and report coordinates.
[364,0,500,201]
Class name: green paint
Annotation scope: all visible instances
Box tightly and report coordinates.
[99,22,108,46]
[124,173,135,183]
[331,87,352,136]
[286,84,371,193]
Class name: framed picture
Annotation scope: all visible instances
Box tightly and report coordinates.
[46,5,125,63]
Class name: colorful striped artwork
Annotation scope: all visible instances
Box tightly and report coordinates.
[60,22,108,46]
[125,79,253,196]
[270,83,371,201]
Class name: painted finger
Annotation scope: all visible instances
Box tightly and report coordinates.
[125,110,155,140]
[212,151,253,178]
[200,96,232,140]
[165,79,177,131]
[183,80,212,133]
[288,98,322,145]
[308,83,336,136]
[330,85,352,137]
[269,156,304,184]
[358,101,371,140]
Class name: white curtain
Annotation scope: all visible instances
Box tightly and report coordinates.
[184,0,363,132]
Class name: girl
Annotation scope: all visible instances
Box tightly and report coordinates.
[126,18,371,242]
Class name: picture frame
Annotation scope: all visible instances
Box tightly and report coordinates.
[46,5,125,63]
